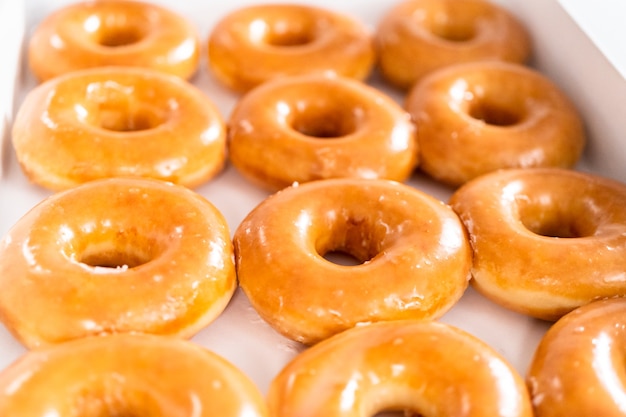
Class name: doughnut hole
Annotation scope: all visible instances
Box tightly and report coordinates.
[373,408,423,417]
[264,22,315,47]
[317,213,387,266]
[97,25,146,47]
[517,194,599,238]
[78,81,171,132]
[83,12,150,47]
[425,14,475,42]
[96,105,167,132]
[448,77,528,127]
[467,98,522,127]
[416,2,478,42]
[249,13,317,47]
[65,228,165,269]
[290,101,359,139]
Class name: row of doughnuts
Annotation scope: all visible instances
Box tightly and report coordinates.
[1,171,626,416]
[27,0,528,89]
[5,166,625,346]
[3,289,625,416]
[11,62,585,192]
[15,0,586,192]
[2,0,626,416]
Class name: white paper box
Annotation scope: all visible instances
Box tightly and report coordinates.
[0,0,25,179]
[1,0,625,399]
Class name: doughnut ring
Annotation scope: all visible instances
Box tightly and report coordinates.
[0,334,268,416]
[527,298,626,417]
[228,74,417,191]
[449,168,626,320]
[208,3,375,92]
[405,61,585,187]
[269,320,533,416]
[234,178,471,345]
[12,67,226,191]
[28,0,200,81]
[376,0,530,89]
[0,177,236,348]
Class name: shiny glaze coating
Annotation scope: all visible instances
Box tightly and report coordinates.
[406,61,585,187]
[376,0,530,90]
[29,0,200,81]
[269,320,533,417]
[12,67,226,191]
[0,178,236,348]
[234,178,471,345]
[228,74,418,191]
[449,168,626,320]
[207,4,375,92]
[527,298,626,417]
[0,334,268,416]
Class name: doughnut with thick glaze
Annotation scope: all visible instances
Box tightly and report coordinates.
[449,168,626,320]
[12,67,226,191]
[28,0,200,81]
[0,334,268,416]
[376,0,530,89]
[527,298,626,417]
[228,74,417,191]
[234,178,471,345]
[0,177,236,348]
[405,61,585,187]
[269,320,533,417]
[208,4,375,92]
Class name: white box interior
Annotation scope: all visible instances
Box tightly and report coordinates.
[1,0,624,397]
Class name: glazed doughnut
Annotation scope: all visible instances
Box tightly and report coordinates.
[208,4,375,92]
[269,320,533,417]
[0,177,236,348]
[449,168,626,321]
[405,61,585,187]
[228,74,417,191]
[0,334,268,416]
[12,67,226,191]
[234,178,471,345]
[527,298,626,417]
[28,0,200,81]
[375,0,531,89]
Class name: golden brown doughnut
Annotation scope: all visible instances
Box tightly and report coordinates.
[12,67,226,191]
[234,178,471,345]
[0,334,268,416]
[405,61,585,187]
[228,74,418,191]
[0,177,236,348]
[376,0,531,89]
[527,298,626,417]
[269,320,533,417]
[449,168,626,321]
[207,4,375,92]
[28,0,200,81]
